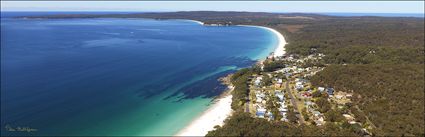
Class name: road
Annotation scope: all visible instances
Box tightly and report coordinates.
[286,81,305,124]
[246,100,250,112]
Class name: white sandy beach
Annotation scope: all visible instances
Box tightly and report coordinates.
[184,19,205,25]
[237,25,287,57]
[175,94,233,136]
[175,21,287,136]
[184,21,287,58]
[266,27,287,57]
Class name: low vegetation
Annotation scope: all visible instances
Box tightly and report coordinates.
[311,64,424,136]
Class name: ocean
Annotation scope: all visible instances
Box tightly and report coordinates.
[0,14,278,135]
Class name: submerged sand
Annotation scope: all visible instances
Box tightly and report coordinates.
[175,21,287,136]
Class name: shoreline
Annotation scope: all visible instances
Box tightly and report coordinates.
[175,75,234,136]
[175,20,287,136]
[176,19,205,25]
[184,19,287,58]
[236,25,287,57]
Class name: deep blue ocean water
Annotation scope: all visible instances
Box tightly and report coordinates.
[0,15,278,135]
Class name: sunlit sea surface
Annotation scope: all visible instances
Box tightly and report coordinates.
[1,14,278,136]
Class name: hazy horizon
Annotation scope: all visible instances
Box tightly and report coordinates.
[1,1,424,14]
[2,11,425,14]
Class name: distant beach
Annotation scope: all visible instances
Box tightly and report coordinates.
[177,19,205,25]
[237,25,287,57]
[175,21,287,136]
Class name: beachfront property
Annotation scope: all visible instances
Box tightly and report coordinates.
[254,76,263,87]
[294,78,310,91]
[227,29,373,135]
[256,91,266,103]
[275,91,285,101]
[295,82,304,91]
[326,88,334,95]
[245,52,372,132]
[256,106,267,118]
[318,87,325,92]
[248,52,350,125]
[301,91,312,98]
[253,89,288,121]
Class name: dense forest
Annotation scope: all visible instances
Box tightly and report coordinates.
[26,11,425,136]
[281,13,424,136]
[206,112,361,136]
[283,17,424,64]
[311,64,424,136]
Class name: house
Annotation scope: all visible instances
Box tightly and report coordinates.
[305,100,313,106]
[346,93,353,98]
[307,89,313,93]
[278,107,288,113]
[315,116,325,126]
[295,78,301,82]
[254,77,262,86]
[283,68,291,73]
[327,88,334,95]
[297,68,304,72]
[305,67,310,71]
[312,111,321,117]
[256,111,265,118]
[335,94,344,99]
[256,92,266,103]
[278,102,288,112]
[275,92,285,101]
[285,73,292,78]
[256,97,263,103]
[275,83,282,88]
[302,92,312,98]
[267,111,274,120]
[343,114,356,124]
[295,82,304,91]
[256,92,265,98]
[349,121,357,124]
[280,112,288,121]
[318,87,325,92]
[256,107,267,118]
[307,103,316,113]
[277,79,283,84]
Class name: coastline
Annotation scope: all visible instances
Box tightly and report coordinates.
[236,25,287,57]
[175,75,234,136]
[175,94,233,136]
[175,20,287,136]
[177,19,205,25]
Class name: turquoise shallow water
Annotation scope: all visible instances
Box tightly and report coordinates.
[1,16,278,136]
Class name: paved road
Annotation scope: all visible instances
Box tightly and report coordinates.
[286,81,305,124]
[246,101,250,112]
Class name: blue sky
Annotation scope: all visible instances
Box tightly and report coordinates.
[1,1,424,13]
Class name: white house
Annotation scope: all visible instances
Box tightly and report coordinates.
[318,87,325,92]
[295,82,304,90]
[277,79,283,84]
[275,92,285,101]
